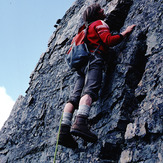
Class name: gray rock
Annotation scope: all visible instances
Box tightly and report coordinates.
[0,0,162,162]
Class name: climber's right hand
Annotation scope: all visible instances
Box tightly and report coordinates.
[121,24,136,37]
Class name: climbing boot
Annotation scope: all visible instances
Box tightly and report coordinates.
[70,115,98,143]
[58,124,78,149]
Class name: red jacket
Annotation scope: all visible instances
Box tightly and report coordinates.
[79,20,123,53]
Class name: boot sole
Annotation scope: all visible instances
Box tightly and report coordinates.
[58,134,78,149]
[58,140,78,149]
[71,129,97,143]
[58,138,78,149]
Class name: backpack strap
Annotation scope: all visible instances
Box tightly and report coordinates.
[84,22,102,55]
[83,24,89,43]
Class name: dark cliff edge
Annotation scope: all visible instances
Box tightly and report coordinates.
[0,0,162,162]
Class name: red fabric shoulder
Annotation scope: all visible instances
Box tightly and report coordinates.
[87,20,122,48]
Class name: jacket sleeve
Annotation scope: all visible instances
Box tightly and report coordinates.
[95,21,123,47]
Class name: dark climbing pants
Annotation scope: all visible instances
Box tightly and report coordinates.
[68,54,104,109]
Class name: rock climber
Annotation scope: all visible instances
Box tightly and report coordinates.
[58,3,136,148]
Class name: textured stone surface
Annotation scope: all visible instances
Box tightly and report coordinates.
[0,0,162,162]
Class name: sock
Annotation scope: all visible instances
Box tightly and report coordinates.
[77,105,90,117]
[61,112,73,126]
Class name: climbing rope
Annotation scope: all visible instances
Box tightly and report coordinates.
[53,69,73,162]
[53,112,63,163]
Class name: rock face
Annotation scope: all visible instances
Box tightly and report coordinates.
[0,0,162,162]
